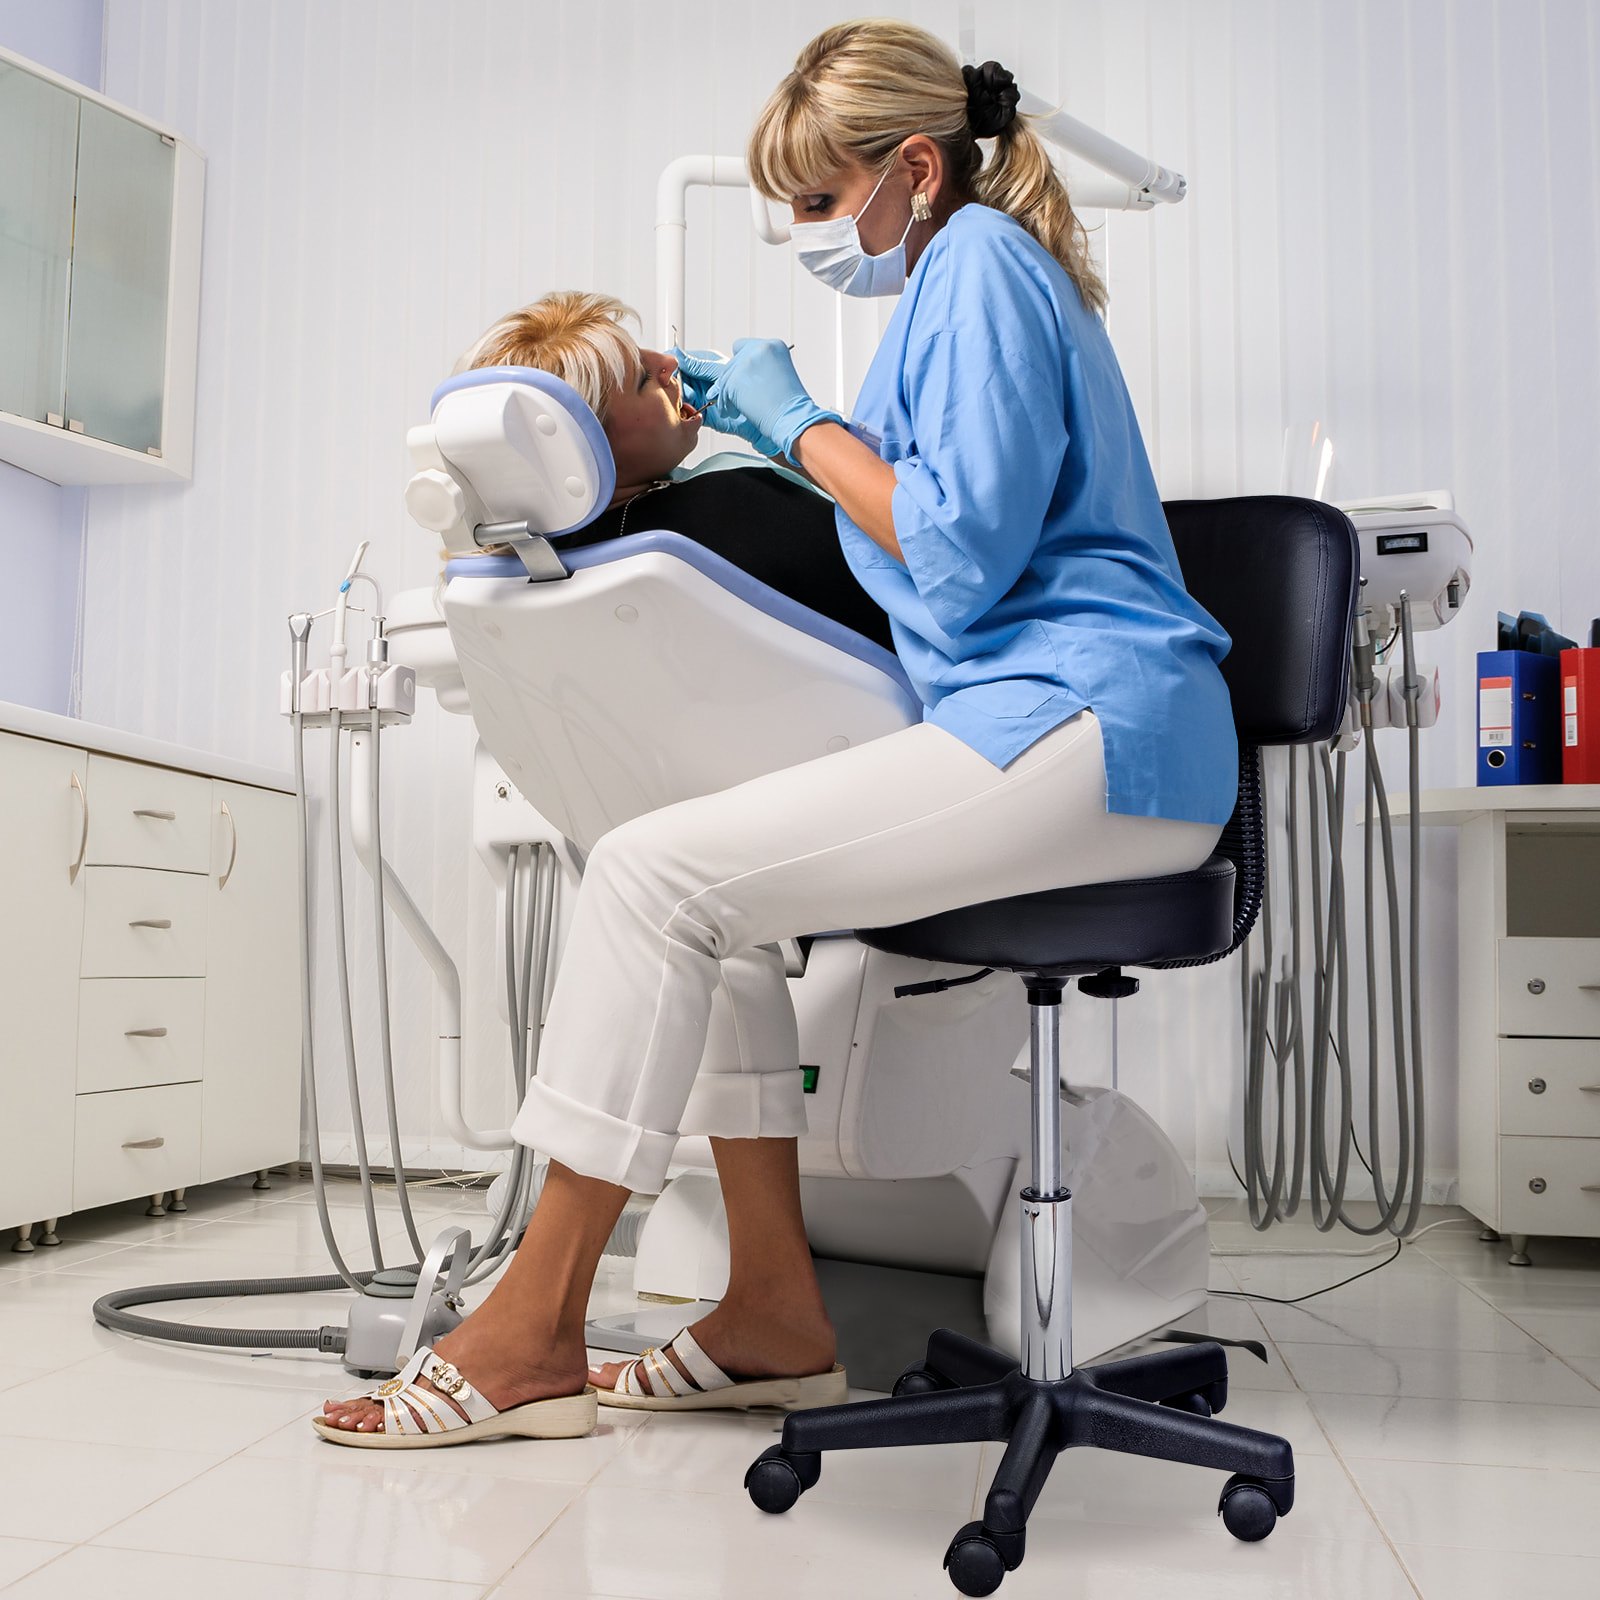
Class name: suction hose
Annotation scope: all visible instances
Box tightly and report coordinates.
[1237,598,1428,1238]
[93,630,607,1349]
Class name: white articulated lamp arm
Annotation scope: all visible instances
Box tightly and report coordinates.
[958,7,1184,211]
[658,66,1184,343]
[1014,88,1186,212]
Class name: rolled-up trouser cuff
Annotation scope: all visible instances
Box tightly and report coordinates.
[679,1067,808,1140]
[512,1077,680,1194]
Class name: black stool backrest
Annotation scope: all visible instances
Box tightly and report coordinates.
[1163,496,1358,746]
[1148,497,1359,969]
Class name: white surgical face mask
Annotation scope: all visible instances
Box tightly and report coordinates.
[789,165,915,298]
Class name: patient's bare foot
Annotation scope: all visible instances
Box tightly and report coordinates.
[589,1303,835,1395]
[321,1301,588,1433]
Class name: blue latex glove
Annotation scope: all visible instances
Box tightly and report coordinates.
[668,347,725,415]
[681,339,842,460]
[673,347,781,457]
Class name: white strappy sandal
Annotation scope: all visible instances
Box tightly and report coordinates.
[598,1325,848,1412]
[312,1345,596,1449]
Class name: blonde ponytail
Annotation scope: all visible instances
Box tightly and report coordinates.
[974,117,1106,315]
[748,20,1106,315]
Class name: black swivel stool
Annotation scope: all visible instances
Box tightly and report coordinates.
[745,496,1359,1596]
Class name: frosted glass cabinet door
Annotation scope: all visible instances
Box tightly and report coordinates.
[0,60,79,425]
[64,99,174,453]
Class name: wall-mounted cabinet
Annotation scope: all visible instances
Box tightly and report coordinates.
[0,47,203,486]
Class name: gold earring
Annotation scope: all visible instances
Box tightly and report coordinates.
[910,191,932,223]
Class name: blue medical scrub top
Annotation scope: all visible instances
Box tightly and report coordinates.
[838,203,1238,827]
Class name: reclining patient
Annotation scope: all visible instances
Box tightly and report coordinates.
[457,291,894,652]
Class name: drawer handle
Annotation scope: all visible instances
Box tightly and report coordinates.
[1583,1185,1600,1194]
[70,772,89,883]
[124,1027,168,1038]
[128,918,173,930]
[133,808,177,821]
[121,1136,165,1150]
[218,799,238,890]
[1582,1085,1600,1094]
[1581,985,1600,993]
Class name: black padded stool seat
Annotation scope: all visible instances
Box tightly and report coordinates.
[857,854,1235,975]
[744,497,1360,1596]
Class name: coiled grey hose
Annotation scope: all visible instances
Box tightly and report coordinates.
[98,686,379,1345]
[327,705,386,1270]
[1240,746,1307,1229]
[291,684,368,1294]
[369,704,425,1262]
[95,642,620,1347]
[1307,747,1353,1229]
[1239,612,1428,1238]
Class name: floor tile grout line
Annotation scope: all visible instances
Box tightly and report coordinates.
[1436,1260,1600,1393]
[78,1535,495,1591]
[1308,1429,1428,1598]
[1236,1286,1427,1593]
[473,1420,655,1598]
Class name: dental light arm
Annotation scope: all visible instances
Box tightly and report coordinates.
[658,54,1184,345]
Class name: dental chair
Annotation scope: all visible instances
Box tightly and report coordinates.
[393,366,1214,1376]
[743,496,1359,1594]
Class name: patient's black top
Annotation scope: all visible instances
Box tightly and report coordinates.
[562,466,896,655]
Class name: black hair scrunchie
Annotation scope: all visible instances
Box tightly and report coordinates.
[962,60,1020,138]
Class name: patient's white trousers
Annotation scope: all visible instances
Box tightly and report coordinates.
[512,713,1220,1193]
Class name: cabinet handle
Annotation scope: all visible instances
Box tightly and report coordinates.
[133,808,177,821]
[1581,1085,1600,1094]
[218,799,238,890]
[121,1137,165,1150]
[1580,985,1600,993]
[124,1027,168,1038]
[1583,1185,1600,1194]
[128,918,173,930]
[70,772,88,883]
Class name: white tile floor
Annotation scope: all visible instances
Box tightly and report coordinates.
[1,1178,1596,1598]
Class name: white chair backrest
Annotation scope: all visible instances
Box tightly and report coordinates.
[443,542,919,853]
[403,364,919,852]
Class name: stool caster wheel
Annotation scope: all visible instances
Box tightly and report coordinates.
[944,1523,1009,1597]
[893,1363,951,1398]
[1218,1476,1279,1542]
[744,1444,819,1514]
[1159,1388,1214,1417]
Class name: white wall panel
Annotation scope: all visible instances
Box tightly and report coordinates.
[80,0,1600,1204]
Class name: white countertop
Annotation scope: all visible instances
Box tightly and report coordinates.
[0,701,294,794]
[1389,784,1600,825]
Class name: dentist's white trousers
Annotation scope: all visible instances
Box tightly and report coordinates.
[511,713,1220,1192]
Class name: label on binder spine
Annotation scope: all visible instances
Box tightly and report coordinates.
[1479,677,1513,747]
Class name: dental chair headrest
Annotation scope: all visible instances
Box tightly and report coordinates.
[404,367,616,554]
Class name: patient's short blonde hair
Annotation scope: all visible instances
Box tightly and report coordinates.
[456,291,641,422]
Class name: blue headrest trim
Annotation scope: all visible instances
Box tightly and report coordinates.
[428,366,617,530]
[445,530,915,698]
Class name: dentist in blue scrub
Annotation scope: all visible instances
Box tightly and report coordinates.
[319,19,1238,1446]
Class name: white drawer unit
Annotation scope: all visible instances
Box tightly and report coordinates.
[73,1082,202,1212]
[1437,795,1600,1266]
[0,710,298,1252]
[1498,1039,1600,1138]
[84,754,213,873]
[1497,938,1600,1038]
[77,978,206,1094]
[1497,1136,1600,1235]
[80,865,208,978]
